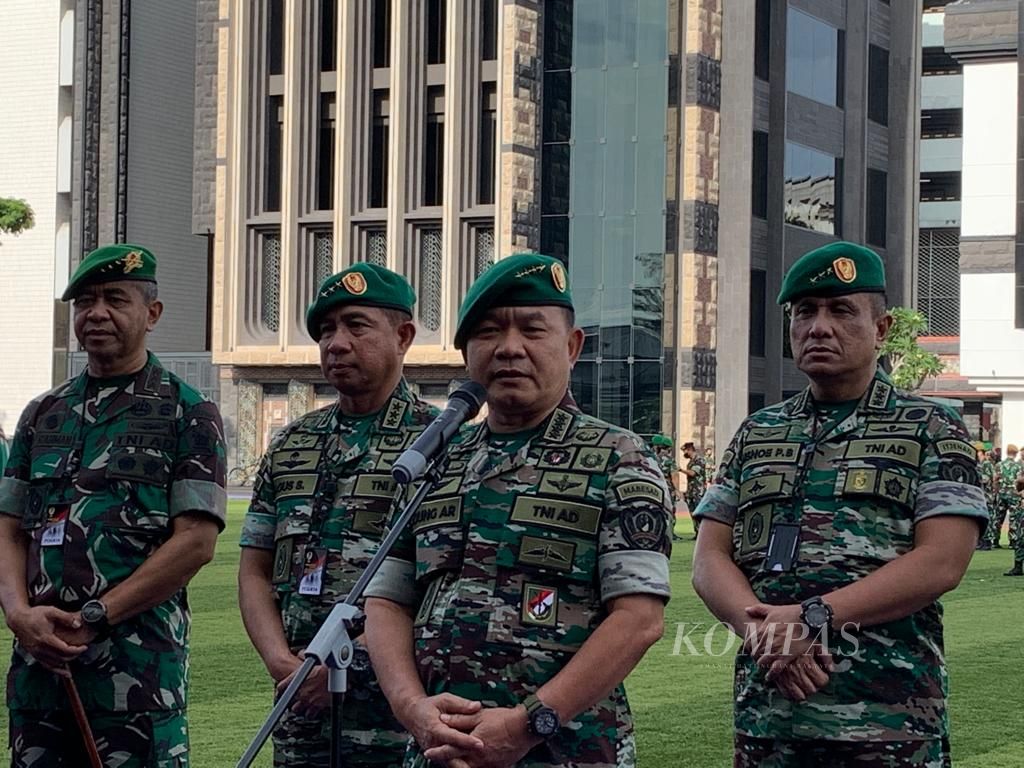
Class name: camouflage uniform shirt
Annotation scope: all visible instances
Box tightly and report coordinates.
[684,455,708,507]
[240,379,438,762]
[694,369,988,742]
[366,394,673,767]
[995,458,1021,503]
[0,353,227,712]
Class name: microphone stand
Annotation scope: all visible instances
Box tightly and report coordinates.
[237,450,453,768]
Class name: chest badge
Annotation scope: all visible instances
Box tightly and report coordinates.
[522,584,558,627]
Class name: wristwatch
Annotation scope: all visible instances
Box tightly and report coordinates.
[799,596,833,634]
[80,600,109,632]
[523,694,560,738]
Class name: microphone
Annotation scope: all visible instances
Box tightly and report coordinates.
[391,381,488,484]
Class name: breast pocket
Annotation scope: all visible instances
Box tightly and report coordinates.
[735,470,795,565]
[833,462,916,556]
[486,495,603,654]
[412,495,466,579]
[105,448,172,525]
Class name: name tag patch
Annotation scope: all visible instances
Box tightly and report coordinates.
[411,497,463,532]
[273,473,319,499]
[844,438,921,467]
[936,439,975,461]
[741,442,800,466]
[510,497,602,536]
[353,473,398,499]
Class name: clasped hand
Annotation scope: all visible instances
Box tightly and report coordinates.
[401,693,541,768]
[743,602,836,702]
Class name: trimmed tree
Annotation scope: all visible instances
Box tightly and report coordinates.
[879,306,944,390]
[0,198,35,237]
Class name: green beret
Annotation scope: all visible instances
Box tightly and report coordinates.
[454,253,573,349]
[651,435,672,448]
[61,243,157,301]
[777,241,886,305]
[306,262,416,341]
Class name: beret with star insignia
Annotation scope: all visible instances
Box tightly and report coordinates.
[454,252,574,349]
[62,243,157,301]
[306,262,416,341]
[777,241,886,305]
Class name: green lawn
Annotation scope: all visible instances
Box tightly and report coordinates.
[1,503,1021,766]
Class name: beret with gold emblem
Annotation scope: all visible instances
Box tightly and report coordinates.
[61,243,157,301]
[306,262,416,341]
[777,241,886,305]
[454,252,573,349]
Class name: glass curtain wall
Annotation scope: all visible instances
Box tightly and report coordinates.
[555,0,669,436]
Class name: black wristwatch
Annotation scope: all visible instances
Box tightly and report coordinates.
[523,694,560,738]
[80,600,109,632]
[799,596,833,634]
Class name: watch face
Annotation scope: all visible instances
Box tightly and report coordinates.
[805,604,828,628]
[81,601,106,624]
[532,709,559,737]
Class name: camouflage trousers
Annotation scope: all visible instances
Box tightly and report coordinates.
[273,647,407,767]
[987,497,1018,546]
[9,708,188,767]
[685,493,702,535]
[734,734,950,768]
[1010,504,1024,561]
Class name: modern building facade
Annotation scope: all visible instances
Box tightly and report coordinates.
[947,0,1024,450]
[0,0,215,434]
[716,0,921,442]
[0,0,73,436]
[205,0,923,470]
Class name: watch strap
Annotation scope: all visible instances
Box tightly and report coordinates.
[523,694,544,715]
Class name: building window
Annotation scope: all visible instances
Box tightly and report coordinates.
[749,270,766,357]
[479,83,497,205]
[866,169,887,247]
[366,228,387,266]
[540,0,572,263]
[313,230,334,288]
[785,8,842,107]
[868,45,888,125]
[918,228,960,335]
[748,392,766,414]
[481,0,498,61]
[261,230,282,332]
[265,95,284,212]
[320,0,337,72]
[419,227,443,331]
[474,225,495,276]
[752,131,768,219]
[317,94,336,211]
[424,86,444,206]
[370,90,389,208]
[426,0,446,65]
[919,171,961,202]
[267,0,284,76]
[784,141,840,235]
[372,0,391,68]
[754,0,770,81]
[921,108,962,139]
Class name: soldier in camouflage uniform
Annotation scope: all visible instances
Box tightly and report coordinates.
[0,244,227,767]
[239,263,432,766]
[693,242,988,767]
[652,435,684,541]
[992,444,1021,558]
[996,445,1024,575]
[977,447,997,550]
[365,253,672,768]
[681,442,708,540]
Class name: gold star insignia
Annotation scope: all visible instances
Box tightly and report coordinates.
[122,251,145,273]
